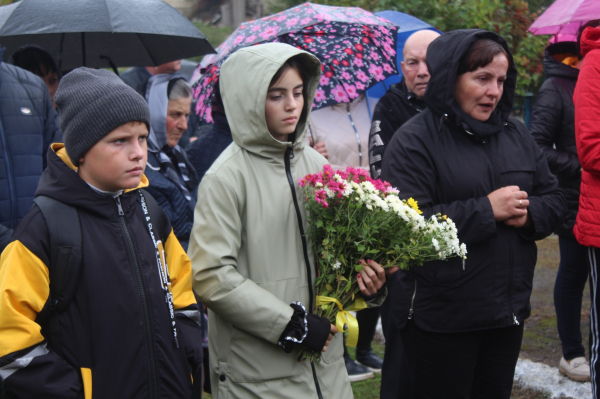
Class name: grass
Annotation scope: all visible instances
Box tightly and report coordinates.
[347,342,385,399]
[189,21,235,63]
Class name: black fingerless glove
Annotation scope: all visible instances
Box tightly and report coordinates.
[277,302,332,353]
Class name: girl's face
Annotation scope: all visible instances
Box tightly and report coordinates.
[265,67,304,142]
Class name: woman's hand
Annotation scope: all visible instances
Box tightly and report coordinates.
[487,186,529,221]
[357,260,386,296]
[503,213,532,229]
[308,135,329,159]
[313,141,329,159]
[322,324,338,352]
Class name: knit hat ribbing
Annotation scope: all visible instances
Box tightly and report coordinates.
[55,67,151,166]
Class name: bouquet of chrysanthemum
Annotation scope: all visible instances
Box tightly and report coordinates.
[298,165,467,362]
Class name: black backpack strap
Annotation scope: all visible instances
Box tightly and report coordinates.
[33,196,82,357]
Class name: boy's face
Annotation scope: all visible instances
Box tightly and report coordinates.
[78,122,148,192]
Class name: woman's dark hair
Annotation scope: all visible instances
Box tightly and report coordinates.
[268,55,313,124]
[457,39,511,76]
[270,55,311,89]
[10,45,59,78]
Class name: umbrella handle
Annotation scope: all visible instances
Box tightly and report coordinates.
[100,55,119,75]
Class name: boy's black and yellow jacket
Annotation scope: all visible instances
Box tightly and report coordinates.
[0,144,203,399]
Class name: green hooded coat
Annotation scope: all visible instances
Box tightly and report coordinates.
[188,43,354,398]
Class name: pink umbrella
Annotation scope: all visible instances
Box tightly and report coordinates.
[529,0,600,36]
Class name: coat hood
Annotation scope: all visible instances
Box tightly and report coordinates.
[581,26,600,57]
[424,29,517,134]
[219,43,321,159]
[544,42,580,81]
[146,73,188,151]
[36,143,148,218]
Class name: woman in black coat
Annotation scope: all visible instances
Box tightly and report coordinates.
[529,40,590,381]
[381,29,566,398]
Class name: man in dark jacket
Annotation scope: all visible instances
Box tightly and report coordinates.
[530,40,591,381]
[369,29,439,399]
[0,53,61,252]
[368,30,439,180]
[381,29,566,397]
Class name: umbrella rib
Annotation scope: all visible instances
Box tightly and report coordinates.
[137,32,158,66]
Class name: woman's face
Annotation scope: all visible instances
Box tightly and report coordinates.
[39,64,59,109]
[165,97,191,148]
[454,53,509,122]
[265,67,304,142]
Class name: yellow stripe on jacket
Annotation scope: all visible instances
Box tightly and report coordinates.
[0,241,49,358]
[164,229,196,310]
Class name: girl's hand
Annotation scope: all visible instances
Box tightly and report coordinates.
[322,324,338,352]
[357,260,386,296]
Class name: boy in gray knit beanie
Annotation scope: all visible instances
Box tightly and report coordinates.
[0,66,204,397]
[56,67,150,161]
[54,67,151,191]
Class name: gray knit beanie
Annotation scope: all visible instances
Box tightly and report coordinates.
[55,67,151,166]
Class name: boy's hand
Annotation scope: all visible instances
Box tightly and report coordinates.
[357,259,386,296]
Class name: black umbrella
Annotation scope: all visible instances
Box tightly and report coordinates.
[0,0,215,71]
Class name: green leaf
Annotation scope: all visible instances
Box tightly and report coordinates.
[355,263,364,272]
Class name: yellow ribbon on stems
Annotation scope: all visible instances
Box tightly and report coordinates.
[316,296,367,347]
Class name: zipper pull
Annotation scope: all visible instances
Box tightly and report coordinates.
[115,196,124,216]
[288,144,295,159]
[408,309,413,320]
[512,314,520,326]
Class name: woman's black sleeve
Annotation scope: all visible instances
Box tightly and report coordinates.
[530,80,581,177]
[518,135,567,241]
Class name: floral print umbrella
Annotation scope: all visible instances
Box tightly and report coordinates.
[191,2,398,123]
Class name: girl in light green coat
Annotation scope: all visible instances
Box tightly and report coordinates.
[189,43,387,399]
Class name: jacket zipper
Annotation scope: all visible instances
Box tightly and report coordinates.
[115,196,160,399]
[507,240,519,325]
[478,137,519,326]
[284,145,323,399]
[0,119,16,228]
[408,280,417,320]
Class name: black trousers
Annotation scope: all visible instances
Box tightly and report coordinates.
[380,274,412,398]
[400,320,524,399]
[587,246,600,398]
[554,235,589,360]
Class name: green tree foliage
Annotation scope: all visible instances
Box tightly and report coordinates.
[276,0,550,95]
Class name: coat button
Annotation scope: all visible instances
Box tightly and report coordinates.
[219,374,226,382]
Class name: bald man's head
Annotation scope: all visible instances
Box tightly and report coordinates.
[401,30,440,99]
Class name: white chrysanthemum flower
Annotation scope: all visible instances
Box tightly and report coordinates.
[333,260,341,270]
[460,243,468,257]
[432,238,440,251]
